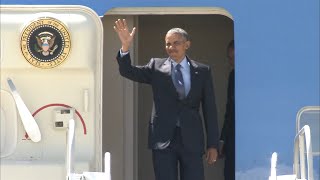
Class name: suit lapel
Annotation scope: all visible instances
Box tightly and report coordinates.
[161,57,200,100]
[161,58,179,97]
[186,58,199,99]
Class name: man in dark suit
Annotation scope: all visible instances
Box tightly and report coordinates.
[114,19,219,180]
[219,40,235,180]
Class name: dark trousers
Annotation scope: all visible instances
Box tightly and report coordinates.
[152,128,204,180]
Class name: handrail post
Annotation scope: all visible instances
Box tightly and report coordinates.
[66,119,76,180]
[304,126,314,180]
[105,152,111,180]
[269,152,277,180]
[299,134,306,179]
[294,125,314,180]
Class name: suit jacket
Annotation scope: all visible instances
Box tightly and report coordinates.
[117,51,219,153]
[220,69,235,156]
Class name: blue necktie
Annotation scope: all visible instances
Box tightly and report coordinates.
[174,64,185,99]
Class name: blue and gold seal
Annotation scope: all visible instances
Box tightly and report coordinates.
[20,17,71,69]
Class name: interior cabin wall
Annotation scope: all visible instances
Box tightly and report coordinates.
[102,15,137,180]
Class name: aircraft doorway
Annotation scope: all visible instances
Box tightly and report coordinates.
[102,10,234,180]
[137,14,234,180]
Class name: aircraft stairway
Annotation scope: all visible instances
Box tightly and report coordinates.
[269,106,320,180]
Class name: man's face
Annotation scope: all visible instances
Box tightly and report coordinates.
[165,33,190,62]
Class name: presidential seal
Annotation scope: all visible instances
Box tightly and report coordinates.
[20,17,71,69]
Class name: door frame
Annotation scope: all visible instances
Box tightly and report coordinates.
[104,7,233,180]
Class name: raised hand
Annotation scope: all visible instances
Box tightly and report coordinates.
[114,19,136,53]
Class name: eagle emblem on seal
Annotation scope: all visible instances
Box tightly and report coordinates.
[20,17,71,69]
[35,32,58,56]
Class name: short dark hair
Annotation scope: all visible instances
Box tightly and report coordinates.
[166,28,190,41]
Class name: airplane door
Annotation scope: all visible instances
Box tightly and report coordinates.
[0,5,103,180]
